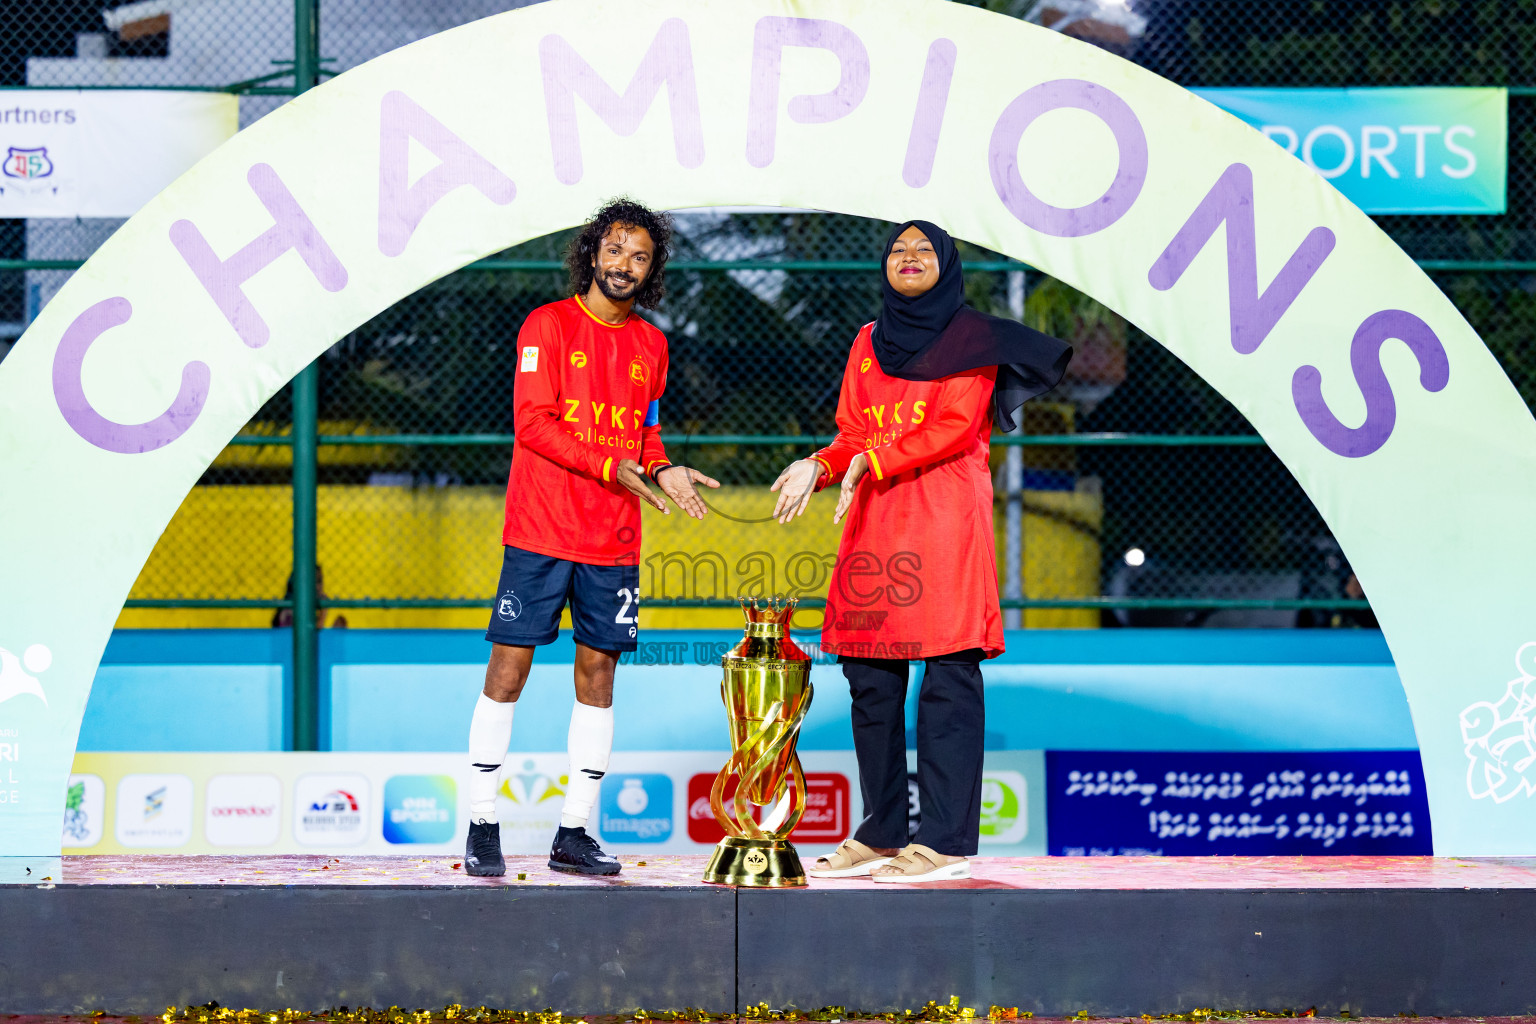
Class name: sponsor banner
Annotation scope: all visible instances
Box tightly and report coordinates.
[906,750,1047,856]
[383,774,456,844]
[0,91,237,218]
[61,773,104,848]
[601,773,674,844]
[63,750,864,856]
[1194,87,1507,214]
[115,773,193,848]
[1046,750,1432,856]
[205,773,281,847]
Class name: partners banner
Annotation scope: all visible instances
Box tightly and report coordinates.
[0,90,237,218]
[61,750,1048,858]
[1195,87,1507,214]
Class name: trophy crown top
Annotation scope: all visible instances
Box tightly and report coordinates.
[740,595,798,625]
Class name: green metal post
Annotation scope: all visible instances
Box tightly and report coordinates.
[290,0,321,752]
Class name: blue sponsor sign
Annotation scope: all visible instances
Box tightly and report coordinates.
[1046,751,1431,856]
[382,774,456,844]
[599,773,673,843]
[1194,87,1507,214]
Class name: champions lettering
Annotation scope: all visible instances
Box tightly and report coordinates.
[47,14,1445,462]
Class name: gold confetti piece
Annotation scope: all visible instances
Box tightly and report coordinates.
[517,873,526,881]
[637,861,647,867]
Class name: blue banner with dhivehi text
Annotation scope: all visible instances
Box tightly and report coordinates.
[1046,751,1433,856]
[1193,87,1507,214]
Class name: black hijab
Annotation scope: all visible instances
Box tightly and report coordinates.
[870,220,1072,431]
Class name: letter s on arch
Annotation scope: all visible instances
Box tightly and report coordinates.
[52,297,211,454]
[1291,309,1449,458]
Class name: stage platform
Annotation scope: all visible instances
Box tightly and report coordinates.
[7,855,1536,1016]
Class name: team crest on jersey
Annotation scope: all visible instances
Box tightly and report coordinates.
[570,351,587,368]
[497,591,522,621]
[628,357,649,387]
[860,357,872,373]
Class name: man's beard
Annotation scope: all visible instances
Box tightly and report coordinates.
[596,268,641,302]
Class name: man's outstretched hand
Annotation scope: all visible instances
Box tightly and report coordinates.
[615,460,721,519]
[656,465,721,520]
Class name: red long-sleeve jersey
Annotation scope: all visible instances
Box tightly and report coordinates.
[811,323,1004,659]
[502,297,671,564]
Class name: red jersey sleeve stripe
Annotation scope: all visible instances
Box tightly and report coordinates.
[866,448,886,481]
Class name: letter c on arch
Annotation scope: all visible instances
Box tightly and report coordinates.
[51,296,211,454]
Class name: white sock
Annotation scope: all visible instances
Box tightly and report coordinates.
[468,693,515,823]
[560,700,614,829]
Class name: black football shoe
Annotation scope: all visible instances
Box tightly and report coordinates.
[548,825,621,876]
[464,819,506,877]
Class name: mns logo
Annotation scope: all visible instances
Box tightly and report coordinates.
[836,611,889,631]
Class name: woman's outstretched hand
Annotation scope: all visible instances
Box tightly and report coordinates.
[833,453,869,524]
[770,459,824,524]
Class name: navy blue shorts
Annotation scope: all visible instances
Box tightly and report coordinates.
[486,545,640,651]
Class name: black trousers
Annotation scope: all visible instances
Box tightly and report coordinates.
[841,649,985,857]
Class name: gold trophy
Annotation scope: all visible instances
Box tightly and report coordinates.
[701,597,815,888]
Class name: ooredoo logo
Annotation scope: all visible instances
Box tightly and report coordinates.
[205,773,281,847]
[294,773,368,846]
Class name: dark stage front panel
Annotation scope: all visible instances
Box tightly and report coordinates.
[0,885,736,1015]
[737,888,1536,1017]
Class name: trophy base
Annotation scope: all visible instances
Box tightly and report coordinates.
[702,836,806,888]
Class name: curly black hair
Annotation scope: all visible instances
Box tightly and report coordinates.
[564,198,674,311]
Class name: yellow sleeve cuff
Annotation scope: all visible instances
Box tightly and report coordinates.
[811,455,834,481]
[601,456,614,482]
[865,449,886,481]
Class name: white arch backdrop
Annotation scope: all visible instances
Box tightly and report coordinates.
[1,0,1534,863]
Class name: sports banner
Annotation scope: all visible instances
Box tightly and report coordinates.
[61,750,1047,858]
[0,90,237,218]
[1195,87,1507,214]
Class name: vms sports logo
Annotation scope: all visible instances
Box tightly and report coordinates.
[3,146,52,180]
[599,774,672,843]
[383,774,456,844]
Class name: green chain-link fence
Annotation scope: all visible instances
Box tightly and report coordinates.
[2,0,1533,632]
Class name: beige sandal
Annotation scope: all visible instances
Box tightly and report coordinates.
[806,838,895,878]
[870,843,971,883]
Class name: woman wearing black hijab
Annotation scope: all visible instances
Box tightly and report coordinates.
[770,220,1070,882]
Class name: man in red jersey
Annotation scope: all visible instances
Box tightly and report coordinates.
[463,199,718,877]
